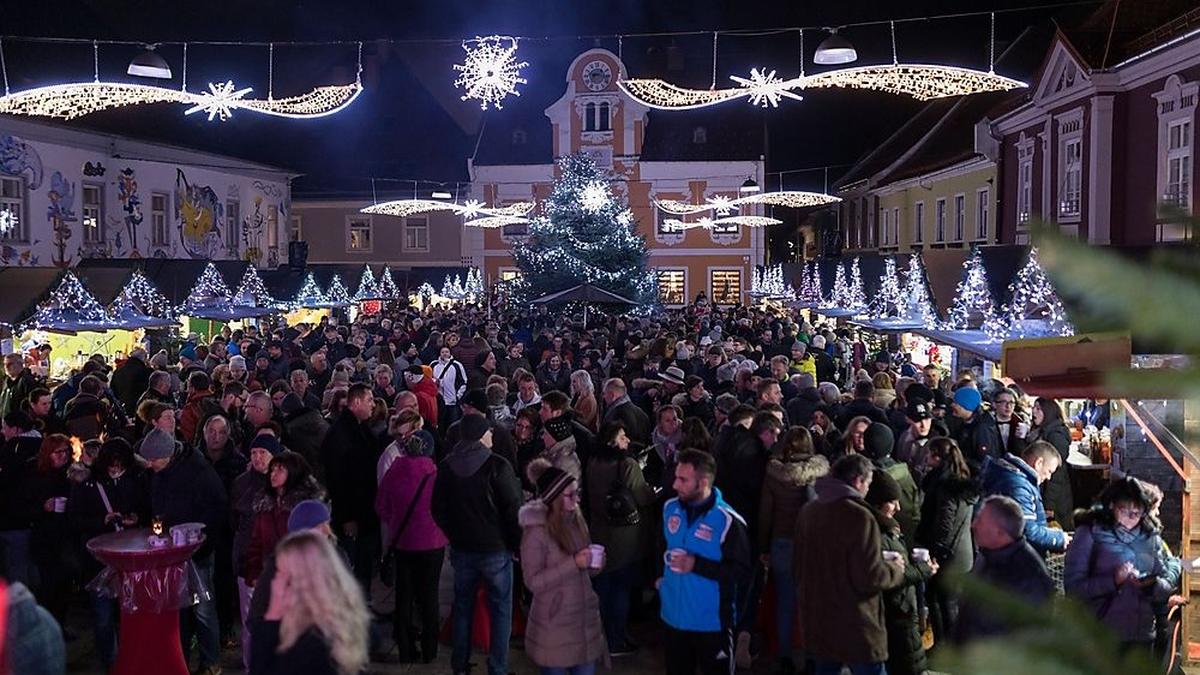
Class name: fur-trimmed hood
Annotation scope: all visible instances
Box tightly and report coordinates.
[519,498,549,528]
[252,476,325,513]
[766,454,830,488]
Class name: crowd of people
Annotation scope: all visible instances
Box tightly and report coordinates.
[0,295,1182,675]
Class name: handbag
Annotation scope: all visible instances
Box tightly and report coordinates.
[380,472,433,585]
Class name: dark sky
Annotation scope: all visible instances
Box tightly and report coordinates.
[0,0,1091,195]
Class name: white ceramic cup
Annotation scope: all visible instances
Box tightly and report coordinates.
[1016,422,1031,439]
[883,550,903,563]
[588,544,606,569]
[912,548,931,563]
[53,497,67,513]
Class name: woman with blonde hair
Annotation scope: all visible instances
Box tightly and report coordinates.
[872,371,896,409]
[520,459,607,674]
[252,529,370,675]
[570,369,599,432]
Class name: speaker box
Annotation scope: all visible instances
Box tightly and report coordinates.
[288,241,309,268]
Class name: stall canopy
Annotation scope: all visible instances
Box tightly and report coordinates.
[530,283,636,325]
[24,271,133,334]
[105,269,177,330]
[179,263,274,321]
[0,267,69,334]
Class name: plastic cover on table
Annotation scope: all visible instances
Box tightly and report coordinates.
[87,558,212,614]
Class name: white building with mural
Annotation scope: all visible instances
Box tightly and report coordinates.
[0,117,295,268]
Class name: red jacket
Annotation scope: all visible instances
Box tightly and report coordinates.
[409,377,439,429]
[178,389,212,444]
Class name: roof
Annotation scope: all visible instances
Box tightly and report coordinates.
[833,99,955,192]
[0,267,65,327]
[1061,0,1200,69]
[75,258,251,306]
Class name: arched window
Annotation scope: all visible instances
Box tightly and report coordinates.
[584,102,597,131]
[599,102,611,131]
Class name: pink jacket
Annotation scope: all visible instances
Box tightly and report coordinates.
[375,455,448,552]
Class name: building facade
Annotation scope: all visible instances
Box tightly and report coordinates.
[289,199,466,269]
[0,117,293,269]
[467,48,766,306]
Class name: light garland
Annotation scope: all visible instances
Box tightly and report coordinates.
[901,253,939,329]
[464,267,485,299]
[181,263,233,315]
[377,266,400,299]
[871,257,906,319]
[111,269,174,319]
[827,262,848,308]
[324,275,352,307]
[654,190,841,216]
[353,266,379,301]
[292,272,327,309]
[996,247,1074,339]
[749,264,794,300]
[360,199,535,222]
[233,265,275,307]
[460,215,532,229]
[943,249,1004,339]
[416,282,436,299]
[662,215,782,231]
[31,271,109,329]
[847,257,867,310]
[804,262,824,305]
[441,274,466,299]
[618,63,1026,111]
[453,35,529,110]
[0,81,362,121]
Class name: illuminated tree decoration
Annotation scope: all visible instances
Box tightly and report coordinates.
[798,262,813,302]
[619,64,1026,111]
[453,35,529,110]
[233,265,276,308]
[181,263,234,315]
[292,272,327,309]
[847,257,867,310]
[943,249,1004,338]
[464,267,485,299]
[353,266,380,301]
[871,257,905,319]
[901,253,939,329]
[511,154,655,304]
[376,266,400,300]
[828,262,849,308]
[31,271,109,329]
[416,282,436,299]
[111,269,174,320]
[804,262,824,306]
[441,275,467,300]
[0,209,18,234]
[0,81,362,121]
[998,247,1074,339]
[749,266,767,298]
[324,275,352,307]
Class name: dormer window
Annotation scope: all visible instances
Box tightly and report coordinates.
[692,126,707,144]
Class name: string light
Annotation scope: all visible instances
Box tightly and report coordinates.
[0,208,17,234]
[416,282,436,299]
[377,266,400,299]
[181,263,233,315]
[464,267,484,300]
[459,215,532,229]
[901,253,939,329]
[110,269,174,320]
[360,199,535,220]
[662,215,782,230]
[441,274,466,299]
[453,35,529,110]
[870,257,905,318]
[847,256,867,310]
[29,271,109,330]
[0,80,362,121]
[749,264,794,300]
[805,261,824,305]
[654,190,840,215]
[943,249,1004,339]
[233,265,275,307]
[996,247,1074,339]
[618,63,1026,111]
[323,275,352,307]
[826,262,848,308]
[353,266,380,301]
[292,271,327,309]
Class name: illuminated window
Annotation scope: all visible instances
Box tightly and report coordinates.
[290,215,302,242]
[499,268,521,282]
[403,216,429,252]
[0,176,27,242]
[347,216,372,252]
[226,199,240,253]
[1059,138,1082,218]
[976,188,990,241]
[710,269,742,305]
[657,269,686,305]
[82,183,103,244]
[151,192,169,246]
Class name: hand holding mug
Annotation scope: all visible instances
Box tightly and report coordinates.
[1115,561,1135,585]
[574,548,591,570]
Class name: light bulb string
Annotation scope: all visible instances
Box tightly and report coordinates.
[798,29,805,78]
[0,38,8,96]
[356,41,363,84]
[710,32,718,90]
[989,12,996,73]
[92,40,99,82]
[181,43,187,92]
[890,21,898,65]
[268,43,274,100]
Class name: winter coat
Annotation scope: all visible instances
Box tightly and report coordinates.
[320,409,382,529]
[243,478,325,581]
[916,467,977,576]
[835,398,889,430]
[876,512,933,675]
[376,455,447,552]
[573,394,599,433]
[109,357,151,419]
[875,457,922,545]
[1064,515,1180,643]
[678,395,714,428]
[407,376,439,429]
[0,368,39,418]
[430,440,522,554]
[795,476,904,665]
[979,453,1067,555]
[955,537,1055,642]
[4,580,65,675]
[757,454,829,551]
[231,469,270,577]
[28,464,74,571]
[150,445,228,559]
[534,365,571,397]
[602,398,650,446]
[786,387,822,427]
[541,436,582,481]
[179,388,214,445]
[63,392,110,441]
[68,464,150,579]
[249,620,339,675]
[282,407,330,482]
[519,500,607,668]
[713,426,769,546]
[1029,419,1074,530]
[584,450,655,572]
[0,433,41,531]
[955,409,1003,475]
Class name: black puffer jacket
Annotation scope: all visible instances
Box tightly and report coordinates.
[320,410,382,530]
[877,511,933,675]
[430,440,522,554]
[150,445,228,559]
[916,466,976,575]
[1029,419,1074,530]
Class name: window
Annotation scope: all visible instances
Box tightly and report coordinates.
[1153,75,1197,240]
[266,205,278,249]
[914,202,924,244]
[151,192,169,246]
[866,199,875,248]
[976,188,990,241]
[0,176,27,242]
[599,102,611,131]
[657,269,686,305]
[655,206,681,236]
[225,200,240,253]
[584,102,611,132]
[692,126,707,144]
[880,208,890,248]
[1017,159,1033,224]
[846,201,857,249]
[1059,138,1082,218]
[710,269,742,305]
[347,216,372,252]
[935,198,946,242]
[954,194,965,241]
[499,269,522,282]
[584,102,597,132]
[1166,119,1192,207]
[403,216,429,252]
[82,183,103,244]
[891,207,900,246]
[290,214,302,242]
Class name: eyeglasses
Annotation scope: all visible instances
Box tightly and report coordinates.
[995,399,1016,407]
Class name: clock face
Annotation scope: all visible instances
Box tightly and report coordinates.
[583,61,612,91]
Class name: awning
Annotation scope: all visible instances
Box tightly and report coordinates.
[912,328,1004,362]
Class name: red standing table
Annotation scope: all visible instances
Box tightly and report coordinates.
[87,528,206,675]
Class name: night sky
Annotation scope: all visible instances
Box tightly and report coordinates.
[0,1,1091,195]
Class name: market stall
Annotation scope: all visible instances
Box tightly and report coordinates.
[179,263,275,342]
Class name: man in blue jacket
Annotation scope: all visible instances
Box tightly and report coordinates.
[979,441,1071,556]
[660,449,752,675]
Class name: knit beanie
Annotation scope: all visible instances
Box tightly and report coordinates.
[280,393,305,416]
[544,415,573,443]
[459,414,490,442]
[953,386,982,413]
[865,469,902,507]
[179,345,197,362]
[905,383,934,405]
[249,433,285,456]
[528,458,575,505]
[287,499,331,533]
[461,389,488,413]
[862,422,895,461]
[228,355,247,371]
[138,429,176,461]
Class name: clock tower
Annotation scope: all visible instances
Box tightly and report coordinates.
[544,48,649,171]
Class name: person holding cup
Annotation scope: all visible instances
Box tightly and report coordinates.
[28,433,76,627]
[519,458,607,675]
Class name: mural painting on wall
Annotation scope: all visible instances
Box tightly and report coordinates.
[242,196,265,264]
[47,171,77,268]
[176,169,222,259]
[0,135,43,266]
[249,180,285,267]
[118,168,143,257]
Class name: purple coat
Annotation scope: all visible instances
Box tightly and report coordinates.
[376,455,448,552]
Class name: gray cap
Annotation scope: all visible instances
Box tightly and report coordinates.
[139,428,176,461]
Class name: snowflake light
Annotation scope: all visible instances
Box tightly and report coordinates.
[619,64,1026,111]
[0,81,361,121]
[0,209,17,234]
[579,182,610,214]
[460,199,487,220]
[655,190,840,216]
[453,35,529,110]
[706,195,735,215]
[617,210,633,226]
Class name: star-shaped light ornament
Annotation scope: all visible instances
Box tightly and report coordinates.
[185,81,253,122]
[579,182,609,214]
[454,36,529,110]
[706,195,735,216]
[460,199,487,221]
[0,209,17,234]
[729,68,804,108]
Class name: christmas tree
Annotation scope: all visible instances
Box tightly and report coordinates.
[999,247,1074,338]
[353,266,379,301]
[377,266,400,299]
[293,272,326,308]
[871,257,905,318]
[944,249,1004,338]
[233,265,276,308]
[901,253,939,328]
[511,154,654,304]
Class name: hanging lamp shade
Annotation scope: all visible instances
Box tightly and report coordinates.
[739,177,760,193]
[814,31,858,65]
[127,47,172,79]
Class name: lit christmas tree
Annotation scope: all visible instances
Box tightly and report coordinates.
[829,262,849,307]
[31,271,108,329]
[417,282,436,299]
[511,153,654,303]
[353,266,379,301]
[377,266,399,299]
[293,272,326,308]
[805,261,824,305]
[871,257,905,318]
[233,265,276,307]
[464,268,484,300]
[944,249,1004,338]
[111,269,174,320]
[749,267,765,297]
[798,262,813,302]
[181,263,233,315]
[999,247,1074,338]
[847,257,867,310]
[325,275,352,307]
[901,253,939,328]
